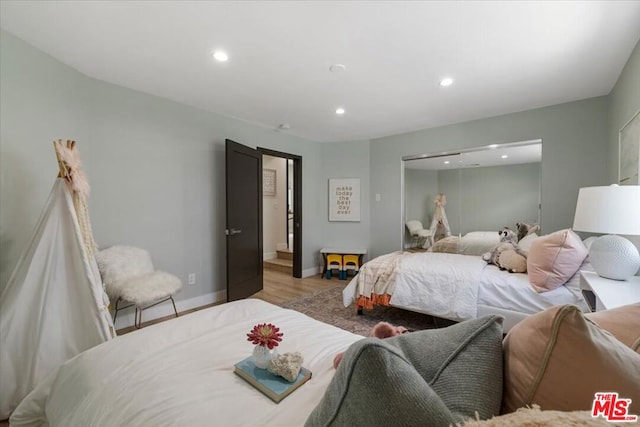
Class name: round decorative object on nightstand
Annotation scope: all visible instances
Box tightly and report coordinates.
[589,235,640,281]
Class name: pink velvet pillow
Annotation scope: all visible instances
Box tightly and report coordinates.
[527,229,587,292]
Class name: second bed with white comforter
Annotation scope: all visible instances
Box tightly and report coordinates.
[343,251,588,331]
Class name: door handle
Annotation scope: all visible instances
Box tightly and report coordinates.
[226,228,242,236]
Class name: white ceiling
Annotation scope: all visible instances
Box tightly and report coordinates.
[1,1,639,142]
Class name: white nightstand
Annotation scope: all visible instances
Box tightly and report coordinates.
[579,270,640,312]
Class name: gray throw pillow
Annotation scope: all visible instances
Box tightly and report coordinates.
[305,315,504,427]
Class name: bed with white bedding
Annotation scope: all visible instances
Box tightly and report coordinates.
[10,299,363,427]
[343,251,589,332]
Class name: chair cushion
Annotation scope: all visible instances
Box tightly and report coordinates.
[305,315,504,426]
[405,220,424,235]
[115,271,182,307]
[417,229,432,238]
[96,246,154,284]
[502,304,640,413]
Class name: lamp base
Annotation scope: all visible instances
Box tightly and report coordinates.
[589,235,640,281]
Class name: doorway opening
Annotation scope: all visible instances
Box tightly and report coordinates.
[258,148,302,278]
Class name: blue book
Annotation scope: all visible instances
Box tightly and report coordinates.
[234,356,312,403]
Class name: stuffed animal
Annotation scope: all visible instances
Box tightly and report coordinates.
[482,227,518,265]
[516,222,541,242]
[497,249,527,273]
[482,227,528,273]
[333,321,409,368]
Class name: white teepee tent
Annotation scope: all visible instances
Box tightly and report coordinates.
[429,193,452,241]
[0,140,114,419]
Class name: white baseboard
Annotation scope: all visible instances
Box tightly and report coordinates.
[263,252,277,260]
[113,289,227,330]
[302,265,322,278]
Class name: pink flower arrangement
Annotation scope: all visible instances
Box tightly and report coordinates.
[247,323,283,349]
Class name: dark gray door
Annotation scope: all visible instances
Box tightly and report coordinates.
[226,139,263,301]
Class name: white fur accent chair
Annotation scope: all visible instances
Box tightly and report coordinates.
[96,246,182,329]
[405,220,433,249]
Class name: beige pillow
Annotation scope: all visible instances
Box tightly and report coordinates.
[527,229,588,292]
[586,303,640,352]
[502,304,640,413]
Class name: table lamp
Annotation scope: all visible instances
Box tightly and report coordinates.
[572,185,640,281]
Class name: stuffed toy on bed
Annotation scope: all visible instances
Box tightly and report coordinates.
[333,321,409,368]
[482,228,528,273]
[516,222,540,242]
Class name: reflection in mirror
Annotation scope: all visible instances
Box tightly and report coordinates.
[402,140,541,254]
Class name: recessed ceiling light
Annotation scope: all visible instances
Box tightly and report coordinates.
[440,77,454,87]
[501,155,508,159]
[444,161,450,164]
[212,50,228,62]
[489,144,499,149]
[336,108,345,115]
[329,64,346,72]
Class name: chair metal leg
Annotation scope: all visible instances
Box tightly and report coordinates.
[135,307,142,329]
[170,296,179,318]
[113,298,120,323]
[132,295,179,329]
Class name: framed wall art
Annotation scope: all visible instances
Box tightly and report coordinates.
[263,168,276,196]
[329,178,360,222]
[619,110,640,185]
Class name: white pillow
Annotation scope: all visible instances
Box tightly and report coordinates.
[517,233,538,256]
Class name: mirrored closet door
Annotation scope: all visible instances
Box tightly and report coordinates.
[402,140,542,253]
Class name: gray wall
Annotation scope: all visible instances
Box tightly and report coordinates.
[1,31,93,289]
[318,140,371,263]
[370,97,609,258]
[459,162,540,234]
[608,40,640,185]
[607,39,640,252]
[0,31,336,300]
[403,168,439,239]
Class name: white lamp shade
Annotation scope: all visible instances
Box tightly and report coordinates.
[572,185,640,235]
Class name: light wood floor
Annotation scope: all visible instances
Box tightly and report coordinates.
[116,269,338,334]
[253,268,340,305]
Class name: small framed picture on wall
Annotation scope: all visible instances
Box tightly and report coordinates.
[263,169,276,196]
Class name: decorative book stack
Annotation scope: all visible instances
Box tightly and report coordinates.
[234,356,312,403]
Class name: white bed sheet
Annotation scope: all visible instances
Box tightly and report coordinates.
[477,265,587,314]
[10,299,362,427]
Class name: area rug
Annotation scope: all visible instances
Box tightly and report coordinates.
[281,285,439,336]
